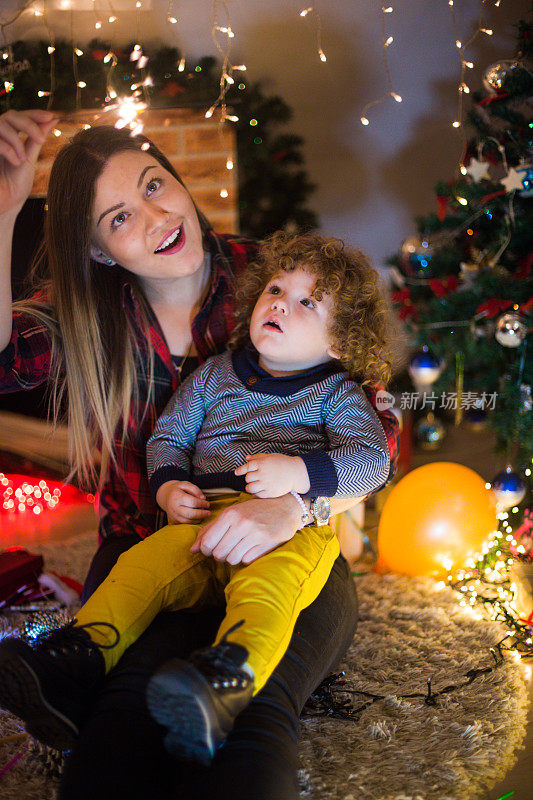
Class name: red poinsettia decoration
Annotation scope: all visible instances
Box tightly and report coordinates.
[429,276,459,298]
[436,196,448,222]
[520,296,533,315]
[476,297,513,317]
[391,289,417,320]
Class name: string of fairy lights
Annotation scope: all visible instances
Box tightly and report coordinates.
[0,2,508,128]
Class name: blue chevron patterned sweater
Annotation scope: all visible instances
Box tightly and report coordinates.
[147,348,390,499]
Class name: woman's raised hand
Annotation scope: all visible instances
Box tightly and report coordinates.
[0,109,58,217]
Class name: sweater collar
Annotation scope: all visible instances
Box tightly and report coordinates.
[232,347,344,397]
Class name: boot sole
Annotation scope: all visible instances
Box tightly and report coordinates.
[0,639,79,750]
[146,659,229,765]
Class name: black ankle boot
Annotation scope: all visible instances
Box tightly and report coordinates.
[146,623,254,765]
[0,621,116,750]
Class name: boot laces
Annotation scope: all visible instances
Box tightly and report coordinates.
[33,621,120,658]
[191,620,250,689]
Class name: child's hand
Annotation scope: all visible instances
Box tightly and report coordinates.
[234,453,310,498]
[156,480,210,524]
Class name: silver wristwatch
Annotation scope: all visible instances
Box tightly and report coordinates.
[310,496,331,526]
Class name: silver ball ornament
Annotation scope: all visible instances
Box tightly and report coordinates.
[491,467,526,510]
[414,412,446,451]
[494,313,527,347]
[482,60,519,94]
[408,347,443,387]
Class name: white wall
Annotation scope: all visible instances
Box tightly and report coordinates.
[4,0,529,272]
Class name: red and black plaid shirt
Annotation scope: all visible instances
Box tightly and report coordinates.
[0,230,399,541]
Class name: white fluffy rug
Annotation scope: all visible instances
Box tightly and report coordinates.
[0,532,529,800]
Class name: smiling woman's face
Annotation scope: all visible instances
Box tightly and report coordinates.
[90,149,205,282]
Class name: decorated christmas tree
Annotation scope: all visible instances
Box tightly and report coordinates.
[389,15,533,523]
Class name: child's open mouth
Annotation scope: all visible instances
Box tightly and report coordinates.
[154,225,185,255]
[264,319,282,332]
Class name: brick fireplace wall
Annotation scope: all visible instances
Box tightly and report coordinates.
[32,107,239,234]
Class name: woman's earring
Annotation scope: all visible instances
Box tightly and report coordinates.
[106,258,114,265]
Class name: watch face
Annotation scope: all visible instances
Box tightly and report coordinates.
[312,496,331,523]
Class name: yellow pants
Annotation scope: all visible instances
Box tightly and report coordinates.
[76,493,340,693]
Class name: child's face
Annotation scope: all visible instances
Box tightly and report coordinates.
[249,267,337,375]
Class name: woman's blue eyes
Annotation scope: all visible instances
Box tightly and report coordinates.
[110,178,162,228]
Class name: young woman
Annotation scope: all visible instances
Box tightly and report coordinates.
[0,109,399,799]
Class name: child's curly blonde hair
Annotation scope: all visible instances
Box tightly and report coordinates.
[230,231,392,387]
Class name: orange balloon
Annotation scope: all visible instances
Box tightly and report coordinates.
[378,462,497,576]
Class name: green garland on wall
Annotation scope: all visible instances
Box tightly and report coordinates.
[1,39,318,238]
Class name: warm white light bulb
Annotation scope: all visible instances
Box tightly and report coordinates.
[456,39,462,48]
[452,120,461,128]
[78,81,87,88]
[319,49,327,62]
[226,115,239,122]
[178,58,185,72]
[385,36,393,46]
[226,158,234,170]
[391,92,402,102]
[75,48,83,56]
[481,28,493,35]
[300,7,312,16]
[53,129,61,137]
[48,46,55,54]
[457,196,468,205]
[168,16,177,23]
[361,116,370,126]
[220,189,229,198]
[109,15,116,23]
[95,21,102,29]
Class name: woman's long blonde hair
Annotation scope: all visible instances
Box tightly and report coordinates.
[14,125,210,489]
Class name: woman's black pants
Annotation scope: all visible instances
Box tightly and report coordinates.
[58,534,358,800]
